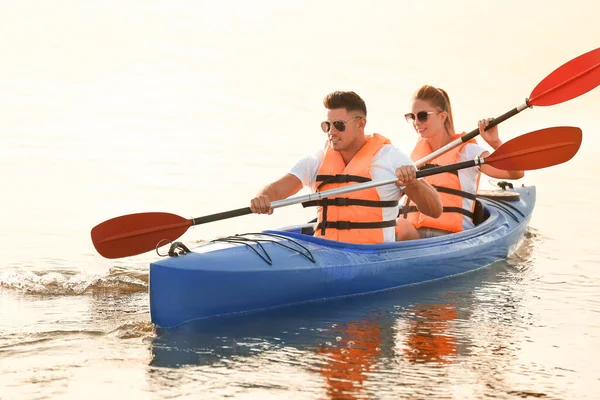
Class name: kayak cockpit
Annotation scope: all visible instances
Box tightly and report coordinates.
[264,186,534,253]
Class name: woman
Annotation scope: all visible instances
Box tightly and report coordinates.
[396,85,524,238]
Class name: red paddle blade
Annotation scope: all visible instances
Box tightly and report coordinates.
[91,212,192,259]
[530,47,600,106]
[486,126,582,171]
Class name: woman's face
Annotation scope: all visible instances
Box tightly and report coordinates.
[409,99,447,139]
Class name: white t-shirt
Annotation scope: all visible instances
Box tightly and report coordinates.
[457,142,487,230]
[289,144,414,243]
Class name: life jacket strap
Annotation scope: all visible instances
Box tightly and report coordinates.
[316,220,397,231]
[432,185,477,200]
[303,198,398,208]
[315,174,370,190]
[402,205,474,218]
[315,174,390,235]
[399,185,476,219]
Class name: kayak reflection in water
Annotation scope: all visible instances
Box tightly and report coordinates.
[317,319,382,400]
[315,304,458,398]
[400,303,458,364]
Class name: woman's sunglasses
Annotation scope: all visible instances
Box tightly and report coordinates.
[404,111,439,123]
[321,116,363,133]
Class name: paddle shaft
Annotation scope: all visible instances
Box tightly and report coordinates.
[416,101,530,167]
[190,159,487,228]
[90,125,582,259]
[417,47,599,167]
[192,207,253,225]
[192,123,582,227]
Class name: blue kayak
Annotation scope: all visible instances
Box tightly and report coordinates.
[149,185,535,328]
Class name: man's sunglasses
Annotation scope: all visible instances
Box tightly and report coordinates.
[321,116,363,133]
[404,111,439,123]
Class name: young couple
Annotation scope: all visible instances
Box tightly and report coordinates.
[250,88,524,244]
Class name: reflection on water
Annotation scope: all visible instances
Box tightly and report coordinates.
[317,319,382,400]
[3,225,598,398]
[400,303,458,364]
[148,248,532,399]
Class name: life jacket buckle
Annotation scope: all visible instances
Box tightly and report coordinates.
[337,221,351,230]
[334,198,348,206]
[335,174,350,183]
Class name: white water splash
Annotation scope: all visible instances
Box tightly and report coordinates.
[0,268,147,295]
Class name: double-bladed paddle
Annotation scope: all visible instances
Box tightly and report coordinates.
[417,47,599,166]
[91,126,582,259]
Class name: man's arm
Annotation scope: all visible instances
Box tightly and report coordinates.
[402,180,443,218]
[250,174,303,214]
[395,165,442,218]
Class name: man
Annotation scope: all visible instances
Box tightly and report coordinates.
[250,91,442,243]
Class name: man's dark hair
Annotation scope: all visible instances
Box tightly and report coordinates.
[323,91,367,116]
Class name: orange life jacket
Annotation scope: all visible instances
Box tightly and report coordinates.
[306,134,398,244]
[405,133,481,233]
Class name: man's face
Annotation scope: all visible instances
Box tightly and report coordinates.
[323,108,363,152]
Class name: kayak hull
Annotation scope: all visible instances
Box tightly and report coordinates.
[150,186,535,328]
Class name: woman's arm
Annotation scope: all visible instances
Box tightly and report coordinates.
[478,119,524,179]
